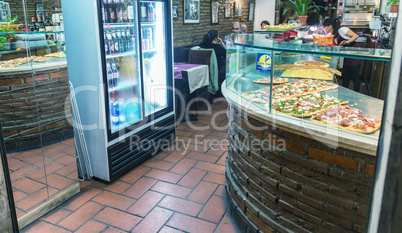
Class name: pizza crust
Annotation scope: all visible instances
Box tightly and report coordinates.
[310,117,381,134]
[270,101,348,118]
[274,64,342,76]
[281,69,333,81]
[253,77,289,84]
[294,60,330,67]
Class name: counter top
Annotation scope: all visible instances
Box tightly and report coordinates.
[0,60,67,75]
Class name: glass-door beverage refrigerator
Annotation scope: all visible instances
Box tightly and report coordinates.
[62,0,175,182]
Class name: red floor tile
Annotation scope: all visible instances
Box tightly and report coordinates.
[11,148,43,160]
[62,186,102,211]
[186,151,220,163]
[41,208,73,225]
[145,169,183,184]
[102,226,127,233]
[158,195,203,216]
[166,213,217,233]
[214,185,226,197]
[75,219,108,233]
[215,211,240,233]
[43,144,70,157]
[7,158,29,171]
[58,201,104,231]
[92,190,136,211]
[20,220,70,233]
[177,168,207,188]
[143,158,175,171]
[187,181,218,204]
[90,180,130,194]
[93,207,142,231]
[131,207,173,233]
[12,177,46,194]
[123,177,158,199]
[216,152,227,166]
[12,189,28,202]
[203,172,226,185]
[195,161,225,174]
[198,195,227,223]
[10,165,37,181]
[169,158,197,175]
[127,191,165,217]
[39,173,75,190]
[159,226,185,233]
[54,154,76,166]
[178,142,209,153]
[163,150,187,163]
[118,165,151,184]
[54,163,77,177]
[151,181,192,198]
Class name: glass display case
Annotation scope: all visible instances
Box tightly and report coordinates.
[224,33,392,150]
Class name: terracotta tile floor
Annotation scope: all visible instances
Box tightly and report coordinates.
[21,99,241,233]
[7,138,78,219]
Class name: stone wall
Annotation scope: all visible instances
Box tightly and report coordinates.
[226,104,375,232]
[0,66,73,152]
[172,0,254,47]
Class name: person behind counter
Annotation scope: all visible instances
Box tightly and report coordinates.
[260,20,270,30]
[240,23,248,33]
[323,18,364,92]
[199,29,226,76]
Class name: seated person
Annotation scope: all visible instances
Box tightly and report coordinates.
[225,21,242,38]
[240,23,248,33]
[199,30,226,76]
[260,20,270,30]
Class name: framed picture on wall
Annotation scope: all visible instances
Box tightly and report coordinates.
[0,2,11,23]
[248,3,254,21]
[184,0,200,23]
[224,6,231,18]
[211,1,219,24]
[235,2,242,17]
[172,5,178,19]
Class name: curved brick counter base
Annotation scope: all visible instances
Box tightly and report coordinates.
[225,104,376,233]
[0,65,73,152]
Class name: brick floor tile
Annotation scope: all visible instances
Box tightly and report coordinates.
[215,211,240,233]
[195,161,225,175]
[24,155,53,168]
[199,135,221,147]
[41,208,72,224]
[16,187,59,212]
[75,219,108,233]
[209,130,228,138]
[43,143,70,157]
[177,168,207,188]
[28,163,62,180]
[132,207,173,233]
[20,220,70,233]
[58,201,104,231]
[179,142,209,153]
[102,226,127,233]
[153,151,169,160]
[145,169,182,184]
[169,158,197,175]
[93,190,136,211]
[7,158,29,171]
[127,191,165,217]
[186,151,220,163]
[216,152,227,166]
[94,207,141,231]
[16,208,25,219]
[61,146,76,156]
[159,226,185,233]
[214,185,226,197]
[46,152,66,161]
[66,170,78,180]
[90,180,130,194]
[163,150,187,163]
[61,138,75,146]
[123,177,158,199]
[203,172,226,185]
[62,186,102,211]
[12,190,28,202]
[206,144,227,157]
[143,159,174,171]
[54,163,77,177]
[198,195,227,223]
[176,123,189,130]
[10,165,36,181]
[79,180,93,189]
[12,148,42,160]
[166,213,216,233]
[119,166,151,184]
[175,130,194,137]
[151,181,192,198]
[12,177,46,194]
[39,173,75,190]
[187,181,218,204]
[158,196,203,216]
[54,154,76,166]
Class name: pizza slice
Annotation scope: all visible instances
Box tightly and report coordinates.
[281,69,333,81]
[253,76,289,84]
[274,64,342,76]
[311,105,381,134]
[294,60,329,67]
[268,93,348,117]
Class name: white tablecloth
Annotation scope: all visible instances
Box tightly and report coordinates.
[185,64,209,94]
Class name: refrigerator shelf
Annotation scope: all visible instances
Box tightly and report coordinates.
[141,22,157,26]
[106,51,136,59]
[142,48,158,53]
[104,23,136,29]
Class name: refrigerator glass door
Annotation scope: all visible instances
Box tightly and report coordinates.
[101,0,143,135]
[140,1,169,116]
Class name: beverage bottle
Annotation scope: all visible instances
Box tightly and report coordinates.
[141,38,146,50]
[126,29,132,51]
[111,60,119,87]
[30,17,38,32]
[116,0,123,23]
[131,35,136,52]
[109,0,116,23]
[127,0,134,23]
[121,30,127,52]
[141,3,147,22]
[107,60,113,88]
[102,0,107,23]
[104,32,109,55]
[112,30,119,53]
[148,3,154,22]
[111,91,120,126]
[117,30,124,52]
[44,12,54,31]
[38,14,45,32]
[107,31,114,54]
[122,0,128,22]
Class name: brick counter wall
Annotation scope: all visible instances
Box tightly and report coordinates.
[0,67,73,152]
[226,104,375,232]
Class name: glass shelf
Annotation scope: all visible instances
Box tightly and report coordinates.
[0,31,64,35]
[140,21,156,26]
[106,51,136,59]
[227,34,392,61]
[103,23,135,29]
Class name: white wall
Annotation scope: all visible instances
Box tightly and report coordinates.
[254,0,276,30]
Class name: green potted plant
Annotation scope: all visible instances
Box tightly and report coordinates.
[281,0,323,24]
[0,16,18,51]
[387,0,399,13]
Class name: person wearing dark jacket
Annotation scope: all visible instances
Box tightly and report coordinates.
[323,18,364,92]
[199,30,226,76]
